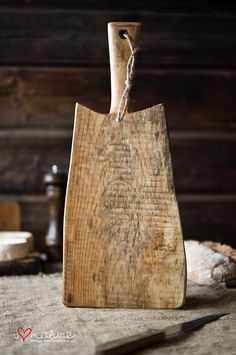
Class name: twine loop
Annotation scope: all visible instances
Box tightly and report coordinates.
[116,32,138,122]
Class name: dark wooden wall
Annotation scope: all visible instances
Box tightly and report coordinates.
[0,1,236,249]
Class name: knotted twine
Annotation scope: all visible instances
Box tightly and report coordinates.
[116,32,138,122]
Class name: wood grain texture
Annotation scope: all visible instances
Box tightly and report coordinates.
[108,22,140,114]
[1,9,236,66]
[63,104,186,308]
[1,67,236,130]
[1,194,236,251]
[0,3,235,260]
[0,129,71,194]
[0,129,235,194]
[0,253,43,276]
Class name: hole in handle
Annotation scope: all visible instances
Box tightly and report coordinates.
[119,30,128,39]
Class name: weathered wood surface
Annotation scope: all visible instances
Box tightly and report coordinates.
[108,22,141,114]
[64,22,185,308]
[0,129,71,194]
[1,67,236,130]
[0,2,235,254]
[1,194,235,251]
[1,1,236,12]
[0,129,235,194]
[1,9,236,66]
[0,253,43,276]
[63,103,186,308]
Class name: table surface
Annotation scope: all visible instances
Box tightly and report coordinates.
[0,273,235,355]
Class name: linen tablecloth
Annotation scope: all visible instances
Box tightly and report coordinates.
[0,273,235,354]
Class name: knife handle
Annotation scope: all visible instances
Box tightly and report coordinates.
[108,22,140,115]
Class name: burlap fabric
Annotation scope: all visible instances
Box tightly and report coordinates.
[0,273,235,355]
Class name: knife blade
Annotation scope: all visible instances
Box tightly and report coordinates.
[95,313,228,355]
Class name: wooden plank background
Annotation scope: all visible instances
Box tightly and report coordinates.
[0,1,235,248]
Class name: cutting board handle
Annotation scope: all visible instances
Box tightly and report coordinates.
[108,22,141,115]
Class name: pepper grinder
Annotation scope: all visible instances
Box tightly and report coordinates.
[44,165,67,262]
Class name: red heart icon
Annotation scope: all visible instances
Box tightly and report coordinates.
[17,327,32,342]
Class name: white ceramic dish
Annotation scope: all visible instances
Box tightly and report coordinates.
[0,231,34,252]
[0,237,30,262]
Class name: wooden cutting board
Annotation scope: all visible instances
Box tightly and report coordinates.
[0,253,43,276]
[0,202,20,231]
[63,22,186,308]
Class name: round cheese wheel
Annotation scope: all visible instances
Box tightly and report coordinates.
[0,238,29,261]
[0,231,34,252]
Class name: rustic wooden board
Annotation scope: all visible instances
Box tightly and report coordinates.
[1,194,236,251]
[63,103,186,308]
[0,129,235,194]
[0,202,20,231]
[1,9,236,66]
[0,2,234,271]
[0,253,43,276]
[0,67,236,130]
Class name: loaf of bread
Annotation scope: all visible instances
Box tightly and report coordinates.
[185,240,236,286]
